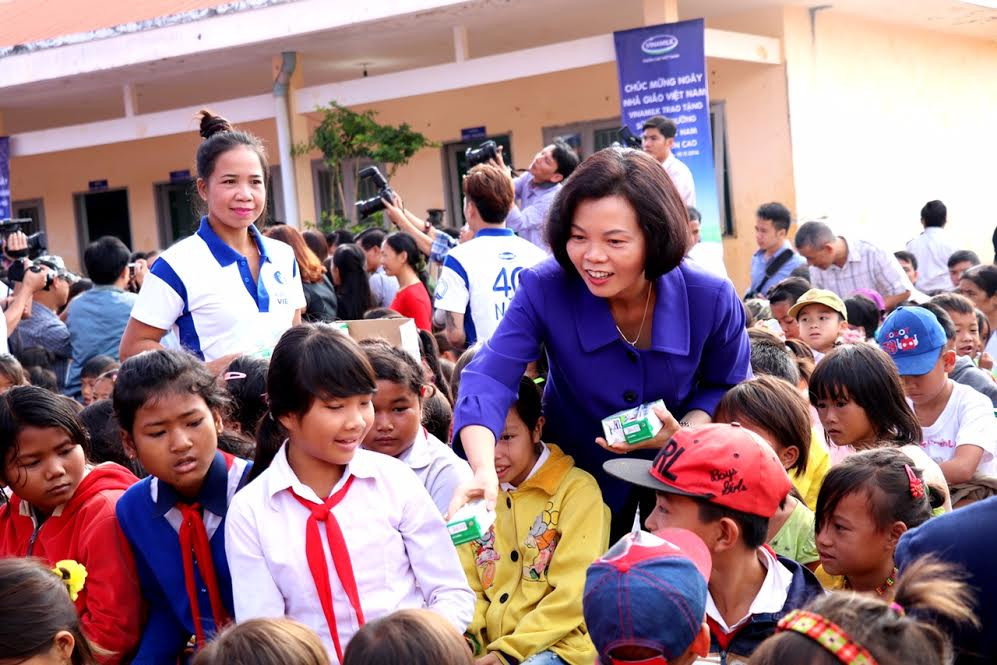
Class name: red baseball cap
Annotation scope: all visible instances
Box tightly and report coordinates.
[603,423,793,518]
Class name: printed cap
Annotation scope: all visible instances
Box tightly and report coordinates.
[876,306,947,376]
[603,423,792,518]
[584,528,711,664]
[788,288,848,321]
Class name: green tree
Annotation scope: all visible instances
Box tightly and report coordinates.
[297,102,436,232]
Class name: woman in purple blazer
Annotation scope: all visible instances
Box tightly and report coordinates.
[451,148,751,533]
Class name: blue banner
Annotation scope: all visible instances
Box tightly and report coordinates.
[614,19,720,244]
[0,137,9,220]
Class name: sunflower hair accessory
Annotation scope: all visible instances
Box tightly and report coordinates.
[52,560,88,602]
[777,609,878,665]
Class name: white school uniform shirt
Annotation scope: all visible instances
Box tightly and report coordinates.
[916,381,997,476]
[663,152,696,206]
[397,428,472,515]
[225,444,474,663]
[905,227,959,294]
[130,218,305,362]
[434,227,546,345]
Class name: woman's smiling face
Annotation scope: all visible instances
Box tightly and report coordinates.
[566,195,647,300]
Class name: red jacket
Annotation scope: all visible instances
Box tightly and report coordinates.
[0,463,143,664]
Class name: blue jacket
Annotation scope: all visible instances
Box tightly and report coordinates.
[116,452,252,664]
[453,258,751,512]
[710,553,824,665]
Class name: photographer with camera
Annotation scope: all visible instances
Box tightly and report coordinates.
[490,140,579,253]
[0,234,51,355]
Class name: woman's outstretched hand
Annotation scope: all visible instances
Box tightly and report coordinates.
[594,403,682,454]
[447,465,499,519]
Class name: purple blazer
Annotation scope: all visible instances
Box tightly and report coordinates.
[453,257,751,511]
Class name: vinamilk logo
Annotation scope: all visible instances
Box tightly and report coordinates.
[641,34,679,55]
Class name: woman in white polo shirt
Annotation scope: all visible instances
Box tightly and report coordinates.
[119,111,305,369]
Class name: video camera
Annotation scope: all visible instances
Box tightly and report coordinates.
[617,126,643,149]
[0,217,47,260]
[6,255,77,291]
[465,140,500,169]
[355,166,394,219]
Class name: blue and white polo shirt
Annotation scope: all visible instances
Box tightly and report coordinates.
[433,227,546,345]
[131,218,306,362]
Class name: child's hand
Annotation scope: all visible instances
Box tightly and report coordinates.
[595,403,681,454]
[980,352,994,371]
[476,653,503,665]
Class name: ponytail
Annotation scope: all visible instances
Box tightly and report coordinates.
[249,411,284,482]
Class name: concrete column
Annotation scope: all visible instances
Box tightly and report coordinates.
[642,0,679,26]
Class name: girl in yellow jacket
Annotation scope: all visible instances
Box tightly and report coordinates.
[459,377,610,665]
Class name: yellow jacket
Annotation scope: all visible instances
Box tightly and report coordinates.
[791,428,831,511]
[459,444,610,665]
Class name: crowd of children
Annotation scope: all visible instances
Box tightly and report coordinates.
[1,116,996,665]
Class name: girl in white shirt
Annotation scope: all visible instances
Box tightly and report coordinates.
[225,324,474,664]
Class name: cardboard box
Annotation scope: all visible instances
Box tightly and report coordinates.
[331,318,422,362]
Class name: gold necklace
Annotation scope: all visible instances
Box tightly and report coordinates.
[615,283,653,346]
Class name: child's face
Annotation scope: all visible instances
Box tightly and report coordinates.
[280,394,374,470]
[494,408,543,487]
[3,426,86,515]
[814,390,876,448]
[816,491,896,579]
[948,309,980,358]
[80,377,97,406]
[363,380,422,459]
[769,301,800,340]
[646,492,716,550]
[796,304,846,352]
[726,418,799,471]
[900,352,954,406]
[124,391,222,498]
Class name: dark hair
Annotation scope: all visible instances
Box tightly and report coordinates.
[960,264,997,297]
[715,376,810,476]
[421,390,453,443]
[265,225,325,284]
[332,229,355,246]
[357,228,387,252]
[0,386,91,483]
[920,200,946,228]
[641,115,677,138]
[462,164,515,225]
[930,292,975,317]
[695,498,769,549]
[810,344,921,446]
[343,609,474,665]
[816,449,936,539]
[359,339,424,398]
[112,350,229,434]
[195,110,269,224]
[914,303,955,341]
[68,277,93,302]
[332,244,375,320]
[546,148,690,281]
[766,276,811,305]
[893,250,918,271]
[363,307,403,320]
[746,329,801,385]
[0,354,28,387]
[83,236,131,285]
[217,431,255,459]
[947,249,980,269]
[450,344,480,407]
[79,399,145,477]
[511,376,543,432]
[748,557,976,665]
[976,309,991,341]
[417,329,452,404]
[223,356,270,437]
[756,202,792,233]
[16,347,54,374]
[385,232,430,293]
[251,325,377,479]
[0,558,101,665]
[844,295,881,341]
[686,205,702,223]
[26,366,58,392]
[193,618,330,665]
[302,229,330,264]
[794,221,835,251]
[81,355,119,381]
[550,140,580,180]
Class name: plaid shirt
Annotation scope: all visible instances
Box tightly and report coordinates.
[809,236,913,299]
[430,230,458,265]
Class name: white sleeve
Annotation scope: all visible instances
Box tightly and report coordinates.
[130,261,185,331]
[433,255,470,315]
[225,492,287,620]
[289,258,307,310]
[397,468,475,632]
[955,389,997,459]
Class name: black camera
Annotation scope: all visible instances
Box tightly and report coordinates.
[7,260,53,290]
[0,218,47,260]
[355,166,394,219]
[617,126,643,149]
[465,140,499,168]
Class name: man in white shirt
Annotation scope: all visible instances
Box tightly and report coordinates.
[906,200,959,294]
[435,164,547,349]
[795,220,913,311]
[641,115,696,206]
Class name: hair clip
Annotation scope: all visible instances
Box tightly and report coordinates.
[904,464,925,500]
[223,371,247,381]
[51,560,88,602]
[777,609,878,665]
[889,602,905,617]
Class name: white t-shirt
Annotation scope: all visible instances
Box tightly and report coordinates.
[433,227,546,345]
[131,218,305,362]
[919,381,997,476]
[663,153,696,206]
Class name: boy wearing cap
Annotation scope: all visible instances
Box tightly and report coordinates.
[788,288,848,363]
[583,528,712,665]
[604,423,823,665]
[877,307,997,491]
